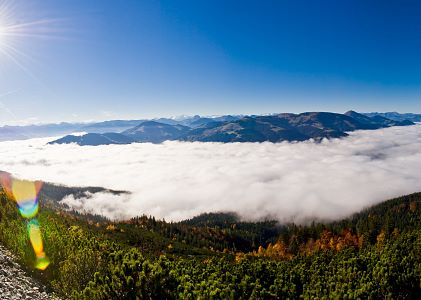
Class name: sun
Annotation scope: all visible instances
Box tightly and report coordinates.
[0,1,22,63]
[0,0,64,76]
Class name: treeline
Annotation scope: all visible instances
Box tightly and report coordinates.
[39,182,127,213]
[0,189,420,299]
[251,193,421,259]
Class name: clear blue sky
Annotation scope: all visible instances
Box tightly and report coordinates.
[1,0,421,124]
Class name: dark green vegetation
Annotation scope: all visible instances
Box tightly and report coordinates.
[0,188,420,299]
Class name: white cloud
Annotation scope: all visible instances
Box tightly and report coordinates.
[60,192,132,219]
[1,125,421,223]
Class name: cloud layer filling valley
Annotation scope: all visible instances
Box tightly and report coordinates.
[1,125,421,223]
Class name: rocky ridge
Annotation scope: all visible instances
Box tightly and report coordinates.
[0,244,61,300]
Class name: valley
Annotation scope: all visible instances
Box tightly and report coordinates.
[2,0,421,298]
[0,182,419,298]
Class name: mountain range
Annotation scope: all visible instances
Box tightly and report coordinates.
[48,111,414,146]
[0,115,241,141]
[122,121,190,143]
[363,112,421,122]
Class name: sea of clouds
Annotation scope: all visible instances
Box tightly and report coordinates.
[1,124,421,223]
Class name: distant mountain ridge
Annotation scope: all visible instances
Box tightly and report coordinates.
[345,111,413,128]
[3,112,417,143]
[0,123,84,141]
[179,111,413,143]
[48,133,135,146]
[48,111,415,146]
[122,121,190,143]
[0,115,242,141]
[363,112,421,122]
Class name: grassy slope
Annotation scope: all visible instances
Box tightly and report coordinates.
[0,189,420,299]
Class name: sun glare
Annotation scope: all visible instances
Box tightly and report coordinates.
[0,25,5,45]
[0,3,10,48]
[0,1,25,68]
[0,0,64,75]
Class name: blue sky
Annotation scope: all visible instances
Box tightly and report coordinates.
[1,0,421,124]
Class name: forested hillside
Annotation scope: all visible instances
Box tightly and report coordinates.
[0,188,420,299]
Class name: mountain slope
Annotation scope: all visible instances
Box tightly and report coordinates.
[180,116,310,142]
[0,116,237,141]
[81,120,146,134]
[343,110,384,129]
[180,111,414,142]
[364,111,421,122]
[2,112,414,143]
[370,115,414,126]
[0,183,420,299]
[0,244,60,300]
[48,133,135,146]
[122,121,190,143]
[46,111,415,145]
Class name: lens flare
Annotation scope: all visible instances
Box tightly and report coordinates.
[18,200,39,218]
[0,0,59,271]
[11,179,40,218]
[0,172,49,270]
[27,219,49,270]
[35,255,50,271]
[27,220,43,254]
